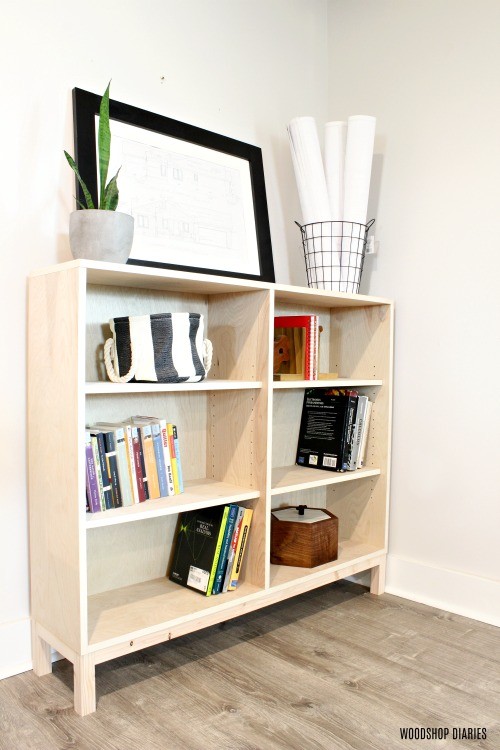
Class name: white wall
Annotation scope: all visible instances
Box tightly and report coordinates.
[2,0,499,683]
[328,0,500,624]
[0,0,328,679]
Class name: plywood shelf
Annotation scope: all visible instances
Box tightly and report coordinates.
[86,479,259,529]
[88,577,262,647]
[270,541,384,589]
[85,380,262,394]
[272,378,383,390]
[271,465,381,495]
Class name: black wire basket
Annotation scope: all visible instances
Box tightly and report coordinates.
[296,219,375,293]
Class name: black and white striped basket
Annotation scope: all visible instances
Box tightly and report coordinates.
[104,313,213,384]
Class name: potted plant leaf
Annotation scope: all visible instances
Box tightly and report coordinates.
[65,82,134,263]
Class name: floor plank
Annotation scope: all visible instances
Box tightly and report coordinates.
[0,582,498,750]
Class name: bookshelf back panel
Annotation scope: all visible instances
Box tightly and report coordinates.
[268,477,383,549]
[86,284,209,383]
[87,516,176,595]
[326,478,384,548]
[272,390,304,468]
[329,304,392,380]
[274,302,331,374]
[86,284,271,384]
[85,392,207,482]
[87,497,260,598]
[272,386,381,470]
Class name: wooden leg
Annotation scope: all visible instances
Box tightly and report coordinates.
[370,556,386,595]
[74,654,96,716]
[32,624,52,676]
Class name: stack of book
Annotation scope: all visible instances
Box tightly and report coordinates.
[169,504,253,596]
[85,416,184,513]
[296,388,372,472]
[274,315,319,380]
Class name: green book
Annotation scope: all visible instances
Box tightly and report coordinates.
[169,505,229,596]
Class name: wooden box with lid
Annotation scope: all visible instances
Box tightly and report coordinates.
[270,505,338,568]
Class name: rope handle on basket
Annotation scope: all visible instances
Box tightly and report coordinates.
[104,338,136,383]
[104,337,214,383]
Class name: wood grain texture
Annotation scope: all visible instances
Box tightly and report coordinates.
[2,583,499,749]
[271,508,338,568]
[28,263,393,716]
[28,268,87,654]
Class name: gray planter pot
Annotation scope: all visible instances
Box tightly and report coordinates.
[69,210,134,264]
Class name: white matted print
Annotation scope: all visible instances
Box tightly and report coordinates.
[97,118,260,276]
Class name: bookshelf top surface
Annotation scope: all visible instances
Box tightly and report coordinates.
[30,260,392,308]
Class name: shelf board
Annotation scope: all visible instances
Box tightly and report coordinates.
[87,578,262,647]
[31,260,392,308]
[87,541,384,647]
[271,465,380,495]
[85,379,262,394]
[274,282,392,308]
[273,378,383,390]
[86,479,259,528]
[270,540,384,589]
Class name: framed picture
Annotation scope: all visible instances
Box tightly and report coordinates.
[71,88,275,282]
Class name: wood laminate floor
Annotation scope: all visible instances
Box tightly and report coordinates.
[0,582,498,750]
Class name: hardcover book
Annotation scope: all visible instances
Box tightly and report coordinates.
[274,315,318,380]
[296,388,356,472]
[169,505,229,595]
[211,504,239,595]
[85,432,101,513]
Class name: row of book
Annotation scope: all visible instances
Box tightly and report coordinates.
[85,416,183,513]
[296,388,372,472]
[274,314,320,380]
[169,504,253,596]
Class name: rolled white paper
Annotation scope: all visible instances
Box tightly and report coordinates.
[343,115,376,226]
[324,120,347,286]
[287,116,330,226]
[324,121,347,221]
[341,115,376,291]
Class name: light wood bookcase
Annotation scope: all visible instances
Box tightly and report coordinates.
[28,260,393,715]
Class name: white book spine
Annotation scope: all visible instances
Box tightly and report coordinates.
[357,400,372,469]
[349,396,368,470]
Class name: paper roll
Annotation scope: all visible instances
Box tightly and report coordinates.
[343,115,376,226]
[324,121,347,222]
[287,116,330,225]
[341,115,376,291]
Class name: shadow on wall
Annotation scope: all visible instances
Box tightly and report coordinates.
[360,150,384,295]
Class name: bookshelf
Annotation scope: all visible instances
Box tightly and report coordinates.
[28,260,393,715]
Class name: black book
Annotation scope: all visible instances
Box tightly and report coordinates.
[169,505,229,596]
[296,388,355,472]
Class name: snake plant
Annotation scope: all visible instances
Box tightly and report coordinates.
[64,82,120,210]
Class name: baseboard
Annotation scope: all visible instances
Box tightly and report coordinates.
[0,618,63,681]
[386,554,500,627]
[0,617,32,680]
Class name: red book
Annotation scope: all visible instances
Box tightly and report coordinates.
[131,427,147,502]
[274,315,317,379]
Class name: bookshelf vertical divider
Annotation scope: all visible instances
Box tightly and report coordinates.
[28,260,393,715]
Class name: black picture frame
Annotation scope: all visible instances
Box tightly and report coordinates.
[72,88,275,283]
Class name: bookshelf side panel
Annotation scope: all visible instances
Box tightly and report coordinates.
[208,291,271,589]
[208,290,270,381]
[28,269,85,652]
